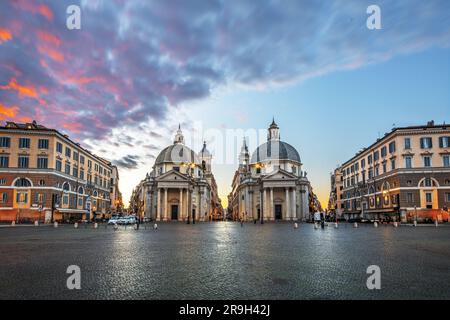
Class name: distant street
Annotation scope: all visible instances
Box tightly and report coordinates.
[0,222,449,300]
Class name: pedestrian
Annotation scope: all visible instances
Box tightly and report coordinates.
[136,216,140,230]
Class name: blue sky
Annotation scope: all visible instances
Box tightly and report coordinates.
[1,0,449,206]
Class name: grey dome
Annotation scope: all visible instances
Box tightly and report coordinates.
[155,144,200,165]
[250,141,301,164]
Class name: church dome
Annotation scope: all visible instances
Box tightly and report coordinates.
[155,144,200,165]
[250,140,301,164]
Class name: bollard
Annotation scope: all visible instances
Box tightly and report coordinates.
[294,222,298,229]
[54,221,58,228]
[334,222,338,229]
[11,221,15,226]
[94,222,98,229]
[314,223,318,230]
[393,222,398,228]
[133,224,138,230]
[74,222,78,229]
[353,222,358,228]
[153,223,158,230]
[34,220,39,227]
[113,223,118,231]
[435,220,438,227]
[374,221,378,228]
[413,220,417,227]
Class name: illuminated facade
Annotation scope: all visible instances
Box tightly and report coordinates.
[339,121,450,222]
[130,126,222,221]
[0,121,116,222]
[228,119,310,221]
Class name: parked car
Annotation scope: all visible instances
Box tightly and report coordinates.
[117,216,136,225]
[107,216,120,225]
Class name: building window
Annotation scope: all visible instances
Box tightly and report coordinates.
[445,193,450,202]
[73,152,79,162]
[368,154,373,164]
[65,147,71,158]
[16,192,28,204]
[80,155,85,164]
[37,157,48,169]
[361,159,365,168]
[63,195,69,205]
[404,138,411,150]
[80,169,84,180]
[73,167,78,178]
[382,163,387,174]
[381,146,387,158]
[65,163,71,175]
[391,159,396,170]
[423,156,432,168]
[374,151,379,161]
[0,137,11,148]
[78,197,83,207]
[420,137,433,149]
[443,155,450,167]
[405,156,412,169]
[56,142,63,153]
[0,192,7,203]
[36,193,45,204]
[439,136,450,148]
[88,160,92,169]
[0,178,6,185]
[19,138,30,149]
[18,156,29,168]
[256,168,261,174]
[38,139,49,149]
[39,179,45,186]
[389,141,396,153]
[15,178,31,187]
[0,156,9,168]
[56,159,62,172]
[407,193,413,203]
[425,192,432,203]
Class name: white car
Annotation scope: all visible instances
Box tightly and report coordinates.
[118,216,136,225]
[107,216,121,225]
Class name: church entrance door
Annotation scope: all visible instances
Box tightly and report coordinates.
[171,205,178,220]
[275,204,282,220]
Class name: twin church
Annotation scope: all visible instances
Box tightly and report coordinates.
[130,119,312,222]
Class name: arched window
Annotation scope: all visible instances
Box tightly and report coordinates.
[78,187,84,195]
[39,179,45,186]
[93,190,98,197]
[14,178,31,187]
[63,182,70,191]
[369,186,375,194]
[419,178,439,188]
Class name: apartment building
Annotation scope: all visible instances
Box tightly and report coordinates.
[338,121,449,222]
[0,121,116,223]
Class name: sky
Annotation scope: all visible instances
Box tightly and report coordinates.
[0,0,449,208]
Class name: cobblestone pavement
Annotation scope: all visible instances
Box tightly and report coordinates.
[0,222,449,300]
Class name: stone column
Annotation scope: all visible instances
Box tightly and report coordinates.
[179,188,183,221]
[270,187,274,220]
[263,188,267,221]
[164,188,168,221]
[157,188,161,221]
[292,188,297,220]
[198,188,202,222]
[285,188,290,220]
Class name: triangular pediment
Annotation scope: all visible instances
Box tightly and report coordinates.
[261,168,297,181]
[156,169,189,182]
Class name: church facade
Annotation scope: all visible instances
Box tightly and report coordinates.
[130,126,222,222]
[228,119,311,221]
